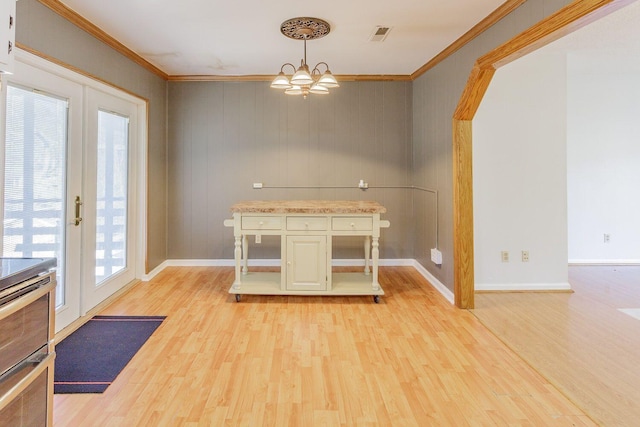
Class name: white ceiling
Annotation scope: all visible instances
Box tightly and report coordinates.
[58,0,506,76]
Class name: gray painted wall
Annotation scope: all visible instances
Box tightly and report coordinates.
[167,80,413,260]
[412,0,573,292]
[15,0,581,291]
[16,0,168,271]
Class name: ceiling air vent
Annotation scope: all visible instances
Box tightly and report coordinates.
[369,26,392,42]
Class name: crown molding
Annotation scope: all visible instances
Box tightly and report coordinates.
[38,0,168,79]
[411,0,527,80]
[38,0,524,83]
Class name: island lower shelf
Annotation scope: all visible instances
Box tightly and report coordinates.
[228,271,385,296]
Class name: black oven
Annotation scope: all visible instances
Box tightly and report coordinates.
[0,258,56,427]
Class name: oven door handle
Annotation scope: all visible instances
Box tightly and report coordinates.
[0,277,55,322]
[0,352,55,412]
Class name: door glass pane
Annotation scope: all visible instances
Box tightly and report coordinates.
[95,110,128,285]
[3,85,68,307]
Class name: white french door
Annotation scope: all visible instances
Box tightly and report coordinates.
[2,62,83,331]
[82,88,137,311]
[1,55,143,332]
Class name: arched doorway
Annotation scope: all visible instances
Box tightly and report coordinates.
[452,0,636,308]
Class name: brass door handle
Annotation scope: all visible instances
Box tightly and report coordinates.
[74,196,83,226]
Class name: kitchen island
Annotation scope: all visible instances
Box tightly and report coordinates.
[223,201,390,302]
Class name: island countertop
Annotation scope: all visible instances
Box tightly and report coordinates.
[230,200,387,214]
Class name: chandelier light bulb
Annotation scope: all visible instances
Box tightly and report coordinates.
[270,72,292,89]
[285,85,303,95]
[317,70,339,88]
[309,83,329,95]
[291,62,313,86]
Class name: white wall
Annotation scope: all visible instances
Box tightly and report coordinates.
[567,52,640,264]
[473,52,570,290]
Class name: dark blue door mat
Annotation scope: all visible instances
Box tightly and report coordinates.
[54,315,165,394]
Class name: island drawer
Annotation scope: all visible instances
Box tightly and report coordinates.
[241,216,282,230]
[287,217,328,231]
[332,217,373,231]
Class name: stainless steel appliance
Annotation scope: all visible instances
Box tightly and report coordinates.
[0,258,57,427]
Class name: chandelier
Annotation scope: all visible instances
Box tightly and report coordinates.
[270,17,339,98]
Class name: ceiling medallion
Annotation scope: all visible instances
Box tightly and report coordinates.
[280,17,331,40]
[270,17,339,99]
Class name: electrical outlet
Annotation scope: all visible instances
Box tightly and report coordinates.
[255,234,261,244]
[501,251,509,262]
[522,250,529,262]
[604,234,610,243]
[253,182,263,189]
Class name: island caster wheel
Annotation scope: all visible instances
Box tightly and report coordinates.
[235,294,241,302]
[373,295,380,304]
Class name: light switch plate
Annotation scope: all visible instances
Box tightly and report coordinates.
[431,248,442,265]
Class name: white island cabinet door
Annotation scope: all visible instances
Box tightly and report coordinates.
[0,0,15,74]
[286,235,327,291]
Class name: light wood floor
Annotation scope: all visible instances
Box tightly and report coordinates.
[54,266,595,426]
[473,265,640,427]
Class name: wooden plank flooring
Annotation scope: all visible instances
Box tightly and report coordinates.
[473,265,640,427]
[53,267,595,426]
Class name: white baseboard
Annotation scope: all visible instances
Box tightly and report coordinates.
[475,282,572,292]
[141,258,455,304]
[568,259,640,266]
[410,260,454,304]
[141,260,170,281]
